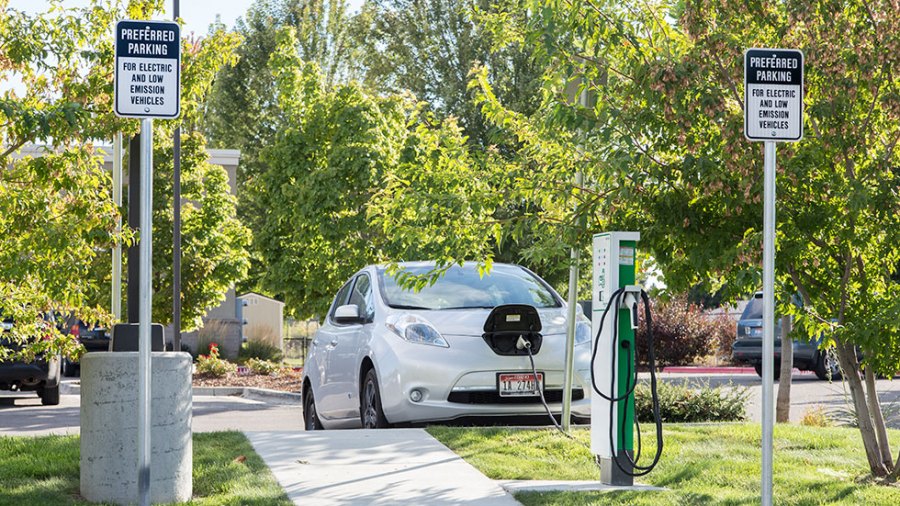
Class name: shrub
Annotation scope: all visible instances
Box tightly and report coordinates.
[238,339,283,363]
[634,380,748,423]
[245,358,279,375]
[710,313,739,363]
[195,343,237,378]
[635,296,734,367]
[800,406,832,427]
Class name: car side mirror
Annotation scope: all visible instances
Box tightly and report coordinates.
[334,304,364,324]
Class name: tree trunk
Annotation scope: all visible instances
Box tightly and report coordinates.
[864,366,894,472]
[889,451,900,482]
[835,339,889,476]
[776,315,793,423]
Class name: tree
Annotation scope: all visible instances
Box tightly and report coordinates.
[776,315,793,423]
[146,28,251,331]
[204,0,365,294]
[466,0,900,478]
[147,131,251,331]
[359,0,542,147]
[0,0,249,360]
[255,26,499,316]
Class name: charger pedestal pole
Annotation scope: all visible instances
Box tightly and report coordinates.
[591,231,640,486]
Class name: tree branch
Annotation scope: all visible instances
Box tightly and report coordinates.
[0,138,29,161]
[711,52,743,112]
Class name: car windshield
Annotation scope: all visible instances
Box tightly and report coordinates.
[379,264,561,310]
[742,294,764,320]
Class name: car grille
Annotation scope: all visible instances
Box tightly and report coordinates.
[447,388,585,405]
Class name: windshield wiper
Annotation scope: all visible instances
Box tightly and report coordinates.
[388,304,432,310]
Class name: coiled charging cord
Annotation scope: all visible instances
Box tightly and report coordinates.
[589,288,663,477]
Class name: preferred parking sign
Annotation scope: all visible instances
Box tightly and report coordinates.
[744,48,803,142]
[114,20,180,118]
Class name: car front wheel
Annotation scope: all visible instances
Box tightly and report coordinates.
[303,388,323,431]
[360,368,389,429]
[814,349,842,381]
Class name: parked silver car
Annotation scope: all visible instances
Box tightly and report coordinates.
[301,262,593,429]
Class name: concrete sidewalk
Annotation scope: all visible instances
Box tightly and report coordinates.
[246,429,521,505]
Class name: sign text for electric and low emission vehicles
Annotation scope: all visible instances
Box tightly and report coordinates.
[744,49,804,142]
[114,20,181,118]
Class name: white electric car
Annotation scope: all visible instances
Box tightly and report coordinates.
[301,262,593,429]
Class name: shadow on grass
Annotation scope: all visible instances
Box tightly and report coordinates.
[651,460,709,488]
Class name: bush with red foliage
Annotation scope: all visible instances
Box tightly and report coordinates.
[633,296,734,368]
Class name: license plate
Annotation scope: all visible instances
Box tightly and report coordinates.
[498,372,544,397]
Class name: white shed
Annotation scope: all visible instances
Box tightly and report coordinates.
[237,293,285,350]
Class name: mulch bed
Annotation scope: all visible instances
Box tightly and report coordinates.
[192,368,303,393]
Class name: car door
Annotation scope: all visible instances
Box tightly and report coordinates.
[312,280,354,419]
[327,273,376,420]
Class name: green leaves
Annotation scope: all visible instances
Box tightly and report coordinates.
[472,0,900,374]
[0,1,249,357]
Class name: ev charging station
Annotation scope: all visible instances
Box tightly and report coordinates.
[590,231,663,486]
[591,231,639,485]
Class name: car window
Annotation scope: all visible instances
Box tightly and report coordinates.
[742,294,764,320]
[379,264,561,310]
[328,281,354,322]
[349,274,374,321]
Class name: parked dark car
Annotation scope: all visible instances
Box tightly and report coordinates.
[0,311,62,405]
[731,292,841,380]
[60,316,111,377]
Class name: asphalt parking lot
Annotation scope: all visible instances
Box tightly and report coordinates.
[655,370,900,427]
[2,372,899,435]
[0,387,302,436]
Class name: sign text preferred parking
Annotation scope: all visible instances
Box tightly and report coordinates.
[744,48,803,142]
[114,20,180,118]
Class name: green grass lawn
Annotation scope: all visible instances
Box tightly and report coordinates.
[428,423,900,505]
[0,431,291,505]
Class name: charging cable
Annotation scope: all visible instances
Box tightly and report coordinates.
[589,288,663,477]
[517,335,569,436]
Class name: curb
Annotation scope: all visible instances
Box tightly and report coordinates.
[496,479,665,493]
[660,366,818,375]
[61,381,300,404]
[241,387,302,404]
[661,366,756,374]
[192,386,301,403]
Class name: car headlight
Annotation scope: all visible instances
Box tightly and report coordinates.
[385,314,449,348]
[575,320,592,346]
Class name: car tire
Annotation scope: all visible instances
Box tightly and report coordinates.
[814,349,842,381]
[40,384,60,406]
[61,359,77,377]
[754,363,781,380]
[303,387,323,431]
[361,368,390,429]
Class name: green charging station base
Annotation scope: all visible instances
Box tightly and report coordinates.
[600,451,634,486]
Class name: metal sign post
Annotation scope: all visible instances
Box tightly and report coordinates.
[173,0,183,353]
[115,19,180,506]
[112,133,123,321]
[744,48,804,506]
[138,118,153,505]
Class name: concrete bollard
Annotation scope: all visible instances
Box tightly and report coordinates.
[80,352,192,504]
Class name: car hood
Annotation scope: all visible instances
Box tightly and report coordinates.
[404,307,571,337]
